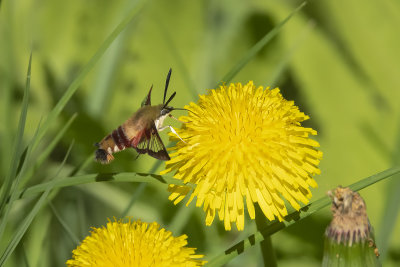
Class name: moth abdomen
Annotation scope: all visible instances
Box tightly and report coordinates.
[95,148,114,164]
[111,126,131,150]
[95,126,130,164]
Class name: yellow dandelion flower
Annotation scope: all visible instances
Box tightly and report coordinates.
[162,81,322,231]
[66,219,205,267]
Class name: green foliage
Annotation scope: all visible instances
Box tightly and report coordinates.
[1,0,399,266]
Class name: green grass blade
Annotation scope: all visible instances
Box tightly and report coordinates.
[0,52,32,213]
[53,140,75,180]
[22,245,30,267]
[168,202,195,235]
[68,155,93,177]
[21,114,77,185]
[120,183,147,217]
[0,114,42,240]
[49,202,80,246]
[0,52,32,243]
[377,172,400,261]
[359,121,391,162]
[0,189,51,266]
[0,139,77,264]
[156,18,199,99]
[16,172,186,201]
[266,20,315,87]
[30,0,147,151]
[0,71,12,177]
[87,1,133,117]
[377,122,400,260]
[218,2,306,86]
[205,165,400,267]
[120,157,164,218]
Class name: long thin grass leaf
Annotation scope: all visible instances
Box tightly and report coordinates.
[22,244,31,267]
[120,156,165,217]
[266,20,315,87]
[156,18,199,99]
[0,117,42,240]
[21,114,77,185]
[120,183,147,217]
[30,0,147,152]
[49,202,80,246]
[0,52,32,213]
[0,139,77,264]
[0,190,50,266]
[168,201,195,235]
[377,122,400,260]
[0,53,33,244]
[205,165,400,267]
[17,172,185,200]
[87,0,132,118]
[68,155,93,177]
[52,140,74,179]
[218,2,306,86]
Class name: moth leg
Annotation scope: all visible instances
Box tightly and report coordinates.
[158,125,186,143]
[168,114,188,123]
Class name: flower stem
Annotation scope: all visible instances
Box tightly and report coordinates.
[255,204,277,267]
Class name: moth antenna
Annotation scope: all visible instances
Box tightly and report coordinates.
[164,91,176,108]
[163,68,172,104]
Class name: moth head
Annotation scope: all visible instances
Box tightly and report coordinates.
[160,106,174,116]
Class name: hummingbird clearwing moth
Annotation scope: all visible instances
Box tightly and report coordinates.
[94,68,182,164]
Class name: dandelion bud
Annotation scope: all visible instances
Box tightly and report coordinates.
[322,187,380,267]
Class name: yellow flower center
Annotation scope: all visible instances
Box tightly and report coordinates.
[163,81,322,231]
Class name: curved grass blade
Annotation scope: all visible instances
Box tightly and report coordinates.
[266,20,315,87]
[0,189,50,266]
[0,138,75,265]
[16,172,186,201]
[217,2,306,86]
[49,202,80,246]
[168,201,195,235]
[205,165,400,267]
[0,118,42,242]
[120,182,147,217]
[21,113,77,186]
[156,18,199,99]
[30,0,147,152]
[0,53,33,243]
[0,52,32,214]
[87,0,134,118]
[377,122,400,260]
[120,157,164,218]
[68,155,93,177]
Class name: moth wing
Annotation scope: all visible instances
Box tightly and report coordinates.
[141,86,152,107]
[135,124,170,160]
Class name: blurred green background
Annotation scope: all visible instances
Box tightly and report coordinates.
[1,0,399,266]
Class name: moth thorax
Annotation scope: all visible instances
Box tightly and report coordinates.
[155,114,168,130]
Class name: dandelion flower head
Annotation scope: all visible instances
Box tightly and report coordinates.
[162,81,322,231]
[66,219,205,267]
